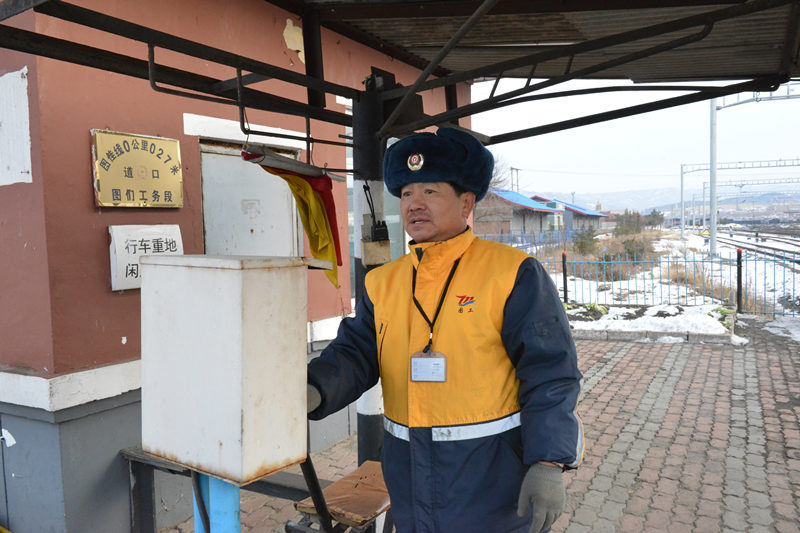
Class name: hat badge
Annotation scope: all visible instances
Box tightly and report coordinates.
[407,153,424,171]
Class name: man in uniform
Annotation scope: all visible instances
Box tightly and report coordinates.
[307,128,583,533]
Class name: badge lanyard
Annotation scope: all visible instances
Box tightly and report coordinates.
[411,258,460,353]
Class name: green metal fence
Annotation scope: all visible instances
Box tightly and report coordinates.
[534,249,799,316]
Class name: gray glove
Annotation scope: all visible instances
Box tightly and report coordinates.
[516,463,565,533]
[307,384,321,413]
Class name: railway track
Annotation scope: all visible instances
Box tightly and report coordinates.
[714,235,800,271]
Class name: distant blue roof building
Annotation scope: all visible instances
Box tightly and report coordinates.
[531,195,608,218]
[474,188,564,237]
[531,195,608,234]
[490,189,561,213]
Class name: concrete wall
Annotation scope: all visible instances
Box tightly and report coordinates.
[0,392,143,533]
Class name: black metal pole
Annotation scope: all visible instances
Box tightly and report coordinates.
[737,248,743,312]
[562,251,568,304]
[353,80,385,468]
[299,457,334,533]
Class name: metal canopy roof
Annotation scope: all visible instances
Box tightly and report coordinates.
[1,0,798,147]
[275,0,799,83]
[270,0,800,143]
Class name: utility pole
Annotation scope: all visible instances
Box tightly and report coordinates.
[509,167,520,192]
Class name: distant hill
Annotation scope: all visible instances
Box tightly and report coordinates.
[524,188,695,213]
[524,188,800,213]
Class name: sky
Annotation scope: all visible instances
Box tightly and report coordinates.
[471,79,800,194]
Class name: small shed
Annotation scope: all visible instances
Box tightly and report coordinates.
[532,196,608,234]
[474,188,562,236]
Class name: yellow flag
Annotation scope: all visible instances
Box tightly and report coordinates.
[264,168,338,287]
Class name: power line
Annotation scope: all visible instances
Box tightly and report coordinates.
[510,167,674,177]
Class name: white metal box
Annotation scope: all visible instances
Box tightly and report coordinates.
[140,255,326,485]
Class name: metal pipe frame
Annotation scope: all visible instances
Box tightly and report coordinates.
[0,21,353,129]
[234,69,354,148]
[33,0,359,100]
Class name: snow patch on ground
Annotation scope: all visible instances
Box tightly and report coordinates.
[570,304,728,335]
[763,316,800,343]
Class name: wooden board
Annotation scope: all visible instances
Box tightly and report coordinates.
[295,460,390,528]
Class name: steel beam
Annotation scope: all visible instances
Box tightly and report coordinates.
[0,0,49,22]
[0,24,353,127]
[33,0,359,100]
[384,23,714,136]
[470,84,743,114]
[378,0,499,137]
[485,78,784,145]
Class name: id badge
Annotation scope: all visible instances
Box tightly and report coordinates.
[410,351,447,382]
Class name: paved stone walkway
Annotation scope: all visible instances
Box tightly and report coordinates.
[164,316,800,532]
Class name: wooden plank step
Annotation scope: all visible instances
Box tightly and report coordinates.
[295,460,390,528]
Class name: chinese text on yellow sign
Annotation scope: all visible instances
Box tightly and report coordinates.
[92,130,183,208]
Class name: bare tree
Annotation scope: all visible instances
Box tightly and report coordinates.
[490,154,511,190]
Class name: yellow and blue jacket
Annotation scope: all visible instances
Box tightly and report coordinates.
[309,228,583,533]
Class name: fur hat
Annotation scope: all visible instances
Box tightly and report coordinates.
[383,128,494,201]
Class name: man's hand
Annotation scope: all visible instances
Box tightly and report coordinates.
[516,462,565,533]
[307,384,321,413]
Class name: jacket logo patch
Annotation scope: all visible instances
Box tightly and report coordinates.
[456,296,475,313]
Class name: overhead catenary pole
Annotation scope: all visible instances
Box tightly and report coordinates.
[709,99,718,256]
[680,164,685,239]
[702,182,707,228]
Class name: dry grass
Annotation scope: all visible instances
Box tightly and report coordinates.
[665,261,766,312]
[539,231,664,282]
[537,229,770,312]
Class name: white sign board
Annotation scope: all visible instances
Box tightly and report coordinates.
[109,225,183,290]
[0,66,33,186]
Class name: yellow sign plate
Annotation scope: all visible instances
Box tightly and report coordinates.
[92,130,183,208]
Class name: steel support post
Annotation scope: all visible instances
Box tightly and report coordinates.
[709,99,718,256]
[352,84,385,469]
[302,7,326,109]
[736,248,743,312]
